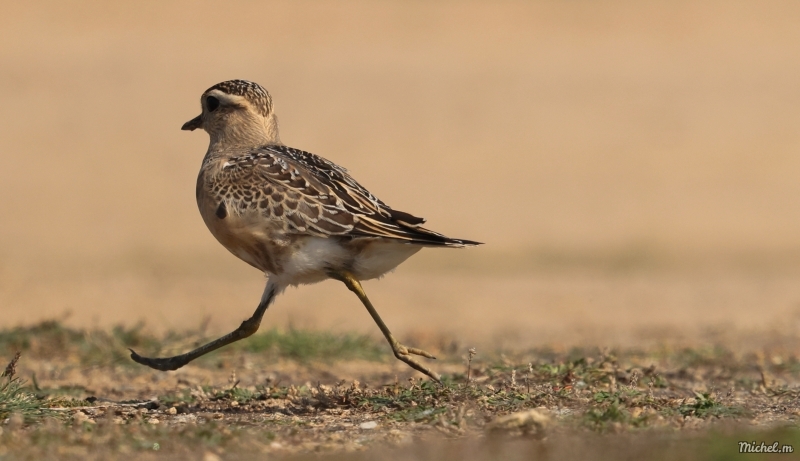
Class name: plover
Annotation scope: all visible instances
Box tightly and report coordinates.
[130,80,480,381]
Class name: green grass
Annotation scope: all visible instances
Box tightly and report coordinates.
[0,321,385,368]
[229,328,384,362]
[0,353,53,423]
[0,321,164,368]
[676,391,747,419]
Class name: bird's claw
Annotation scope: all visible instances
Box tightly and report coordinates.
[392,343,441,383]
[129,349,184,371]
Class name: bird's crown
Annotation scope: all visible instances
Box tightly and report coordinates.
[204,80,273,117]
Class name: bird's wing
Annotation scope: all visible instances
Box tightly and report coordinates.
[211,145,478,246]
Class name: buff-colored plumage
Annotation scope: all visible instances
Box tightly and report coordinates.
[130,80,480,381]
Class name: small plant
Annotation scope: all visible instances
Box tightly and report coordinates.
[585,401,628,428]
[229,328,385,362]
[0,352,50,423]
[678,391,745,418]
[465,347,477,387]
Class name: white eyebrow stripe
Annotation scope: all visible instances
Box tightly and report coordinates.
[205,89,246,105]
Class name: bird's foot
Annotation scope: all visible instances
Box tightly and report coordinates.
[129,349,189,371]
[392,342,441,383]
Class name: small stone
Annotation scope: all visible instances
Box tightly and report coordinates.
[147,418,160,425]
[270,441,283,449]
[230,401,239,407]
[72,412,88,425]
[203,452,221,461]
[359,421,378,430]
[167,407,177,415]
[174,414,197,424]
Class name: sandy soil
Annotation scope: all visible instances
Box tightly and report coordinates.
[2,1,800,348]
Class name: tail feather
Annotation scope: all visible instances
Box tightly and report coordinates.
[350,207,482,247]
[402,225,482,247]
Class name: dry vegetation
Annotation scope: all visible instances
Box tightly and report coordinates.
[0,322,798,460]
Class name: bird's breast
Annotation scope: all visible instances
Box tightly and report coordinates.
[197,179,287,274]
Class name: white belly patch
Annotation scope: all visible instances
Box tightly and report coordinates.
[277,237,421,286]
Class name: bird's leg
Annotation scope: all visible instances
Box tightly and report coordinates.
[330,271,441,383]
[130,282,278,371]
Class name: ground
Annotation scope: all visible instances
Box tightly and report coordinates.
[1,321,799,460]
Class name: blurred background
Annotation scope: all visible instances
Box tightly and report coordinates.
[2,0,800,350]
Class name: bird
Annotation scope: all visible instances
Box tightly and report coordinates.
[130,80,481,382]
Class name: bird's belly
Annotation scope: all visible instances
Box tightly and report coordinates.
[347,239,421,281]
[277,237,349,285]
[277,237,421,286]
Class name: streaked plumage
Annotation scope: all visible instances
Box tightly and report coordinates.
[204,145,478,245]
[130,79,480,381]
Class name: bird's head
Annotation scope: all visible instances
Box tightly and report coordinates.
[182,79,280,148]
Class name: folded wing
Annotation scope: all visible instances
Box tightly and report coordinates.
[211,145,481,247]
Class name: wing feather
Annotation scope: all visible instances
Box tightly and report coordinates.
[210,145,480,246]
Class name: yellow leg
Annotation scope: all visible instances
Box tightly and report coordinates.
[331,271,441,382]
[130,282,277,371]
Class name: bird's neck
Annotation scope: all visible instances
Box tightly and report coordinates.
[206,113,281,153]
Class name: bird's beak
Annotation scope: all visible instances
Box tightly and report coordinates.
[181,114,203,131]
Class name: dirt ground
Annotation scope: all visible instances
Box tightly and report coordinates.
[1,322,800,460]
[2,1,800,459]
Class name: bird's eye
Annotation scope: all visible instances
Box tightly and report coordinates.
[206,96,220,112]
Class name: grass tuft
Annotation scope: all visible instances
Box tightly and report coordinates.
[677,391,746,419]
[0,321,386,368]
[231,328,384,362]
[0,352,51,423]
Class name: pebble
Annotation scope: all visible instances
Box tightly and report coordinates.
[72,412,89,425]
[203,452,221,461]
[359,421,378,430]
[174,414,197,424]
[167,407,177,415]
